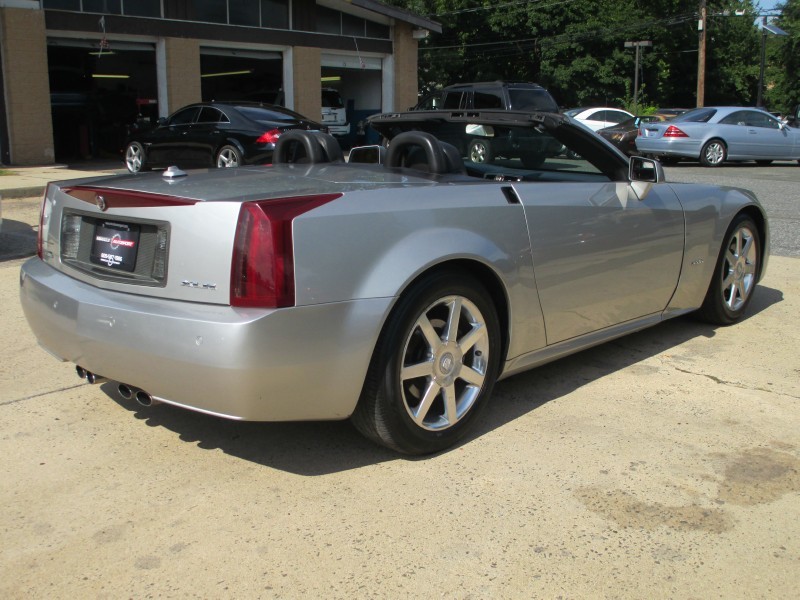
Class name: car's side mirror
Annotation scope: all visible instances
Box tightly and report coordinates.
[629,155,663,183]
[629,156,664,201]
[348,145,386,164]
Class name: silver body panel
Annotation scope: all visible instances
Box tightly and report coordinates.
[20,140,769,422]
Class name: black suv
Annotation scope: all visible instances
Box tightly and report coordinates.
[409,82,561,166]
[412,81,559,113]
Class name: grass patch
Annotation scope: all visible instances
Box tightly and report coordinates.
[0,169,15,176]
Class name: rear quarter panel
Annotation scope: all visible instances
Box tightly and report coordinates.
[292,184,548,360]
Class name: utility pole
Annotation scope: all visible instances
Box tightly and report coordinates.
[624,41,652,114]
[697,0,707,107]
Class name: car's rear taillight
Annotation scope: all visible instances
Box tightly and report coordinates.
[256,129,282,144]
[230,194,341,308]
[663,125,689,138]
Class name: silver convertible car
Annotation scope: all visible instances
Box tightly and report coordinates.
[635,106,800,167]
[20,110,769,454]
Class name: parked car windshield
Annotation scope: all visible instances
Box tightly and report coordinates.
[508,89,558,112]
[675,108,717,123]
[322,90,344,108]
[237,106,302,124]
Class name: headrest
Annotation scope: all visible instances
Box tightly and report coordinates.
[273,131,344,164]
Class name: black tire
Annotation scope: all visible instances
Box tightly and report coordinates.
[699,139,726,167]
[352,271,501,454]
[520,152,546,168]
[468,139,493,164]
[124,141,148,173]
[215,144,242,168]
[697,214,761,325]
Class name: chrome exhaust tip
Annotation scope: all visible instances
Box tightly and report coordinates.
[134,390,159,407]
[118,384,135,400]
[86,371,106,385]
[76,365,88,380]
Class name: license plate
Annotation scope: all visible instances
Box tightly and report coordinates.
[90,221,140,272]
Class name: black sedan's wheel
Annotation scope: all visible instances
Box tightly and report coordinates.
[216,145,242,168]
[124,142,148,173]
[698,214,760,325]
[468,139,493,164]
[352,271,501,454]
[699,139,726,167]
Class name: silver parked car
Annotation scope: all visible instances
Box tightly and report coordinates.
[20,110,769,454]
[635,106,800,166]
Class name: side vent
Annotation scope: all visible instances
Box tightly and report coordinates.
[501,186,521,205]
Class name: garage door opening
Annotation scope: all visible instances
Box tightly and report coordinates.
[47,39,157,163]
[201,48,283,105]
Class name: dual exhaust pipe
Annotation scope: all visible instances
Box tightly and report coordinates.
[117,383,160,407]
[76,366,159,407]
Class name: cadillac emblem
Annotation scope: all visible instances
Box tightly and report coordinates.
[96,195,107,211]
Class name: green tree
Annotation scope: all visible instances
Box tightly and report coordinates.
[388,0,769,109]
[765,0,800,112]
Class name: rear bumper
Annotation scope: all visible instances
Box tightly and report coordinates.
[19,258,390,421]
[635,138,702,158]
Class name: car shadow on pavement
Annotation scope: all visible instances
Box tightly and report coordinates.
[0,218,37,262]
[99,284,783,476]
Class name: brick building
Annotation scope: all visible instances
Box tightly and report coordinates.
[0,0,439,165]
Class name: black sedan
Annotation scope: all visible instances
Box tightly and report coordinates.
[123,102,325,173]
[597,114,668,155]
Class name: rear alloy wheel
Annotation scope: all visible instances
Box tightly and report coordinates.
[216,145,242,168]
[352,271,501,454]
[699,139,726,167]
[468,139,494,164]
[698,214,760,325]
[124,142,148,173]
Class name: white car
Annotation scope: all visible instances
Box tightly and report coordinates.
[564,107,635,131]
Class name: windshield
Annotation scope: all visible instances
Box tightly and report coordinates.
[508,89,558,112]
[675,108,717,123]
[237,106,301,124]
[322,90,344,108]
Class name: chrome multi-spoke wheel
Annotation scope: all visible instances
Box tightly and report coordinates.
[216,145,241,168]
[400,294,490,431]
[353,271,500,454]
[720,223,757,312]
[468,139,493,164]
[124,142,146,173]
[700,139,726,167]
[699,215,761,325]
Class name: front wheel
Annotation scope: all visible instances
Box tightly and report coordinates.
[700,139,726,167]
[468,139,493,164]
[697,214,761,325]
[215,145,242,168]
[124,142,148,173]
[352,271,501,454]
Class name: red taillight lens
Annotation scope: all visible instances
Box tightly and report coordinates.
[231,194,342,308]
[255,129,282,144]
[663,125,689,138]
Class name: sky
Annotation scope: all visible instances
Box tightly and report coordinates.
[759,0,783,13]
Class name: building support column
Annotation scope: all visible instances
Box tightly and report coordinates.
[0,7,54,165]
[392,22,418,112]
[161,37,201,115]
[291,46,321,123]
